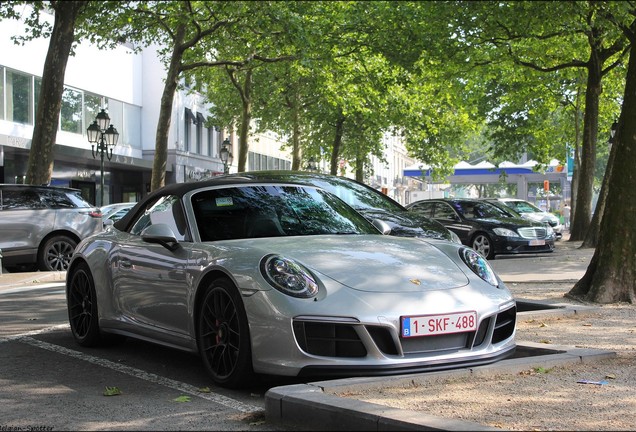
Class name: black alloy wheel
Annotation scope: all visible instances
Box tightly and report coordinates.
[67,262,102,346]
[197,277,253,388]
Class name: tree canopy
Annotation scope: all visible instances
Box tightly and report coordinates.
[1,0,634,303]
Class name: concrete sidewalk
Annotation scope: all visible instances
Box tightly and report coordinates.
[0,269,66,290]
[489,235,593,283]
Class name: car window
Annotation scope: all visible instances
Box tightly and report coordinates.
[129,195,188,241]
[433,202,457,219]
[0,188,46,210]
[61,191,94,208]
[409,201,434,216]
[459,201,509,219]
[191,185,377,241]
[108,208,131,222]
[40,190,76,208]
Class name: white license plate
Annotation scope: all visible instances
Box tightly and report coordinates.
[401,311,477,338]
[529,239,545,246]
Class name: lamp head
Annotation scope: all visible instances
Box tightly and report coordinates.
[96,109,110,131]
[103,124,119,146]
[220,138,230,164]
[87,121,100,143]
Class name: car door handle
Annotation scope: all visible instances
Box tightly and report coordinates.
[120,258,132,269]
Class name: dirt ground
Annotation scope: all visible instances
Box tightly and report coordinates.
[338,283,636,431]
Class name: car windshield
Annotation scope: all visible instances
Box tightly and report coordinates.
[307,177,403,212]
[243,172,405,213]
[504,200,542,214]
[191,185,379,241]
[456,201,511,219]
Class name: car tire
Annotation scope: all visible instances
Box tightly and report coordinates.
[472,233,495,260]
[67,262,103,347]
[38,235,77,271]
[197,277,254,388]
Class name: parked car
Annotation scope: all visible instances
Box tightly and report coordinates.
[100,202,136,226]
[0,184,103,272]
[485,198,564,239]
[220,170,461,244]
[406,198,555,260]
[66,177,517,388]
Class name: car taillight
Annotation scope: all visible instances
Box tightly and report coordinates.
[83,209,102,218]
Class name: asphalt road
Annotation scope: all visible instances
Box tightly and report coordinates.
[0,282,297,431]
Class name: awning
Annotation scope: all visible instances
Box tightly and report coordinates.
[403,159,567,184]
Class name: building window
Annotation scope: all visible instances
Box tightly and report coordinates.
[123,103,141,148]
[196,112,205,154]
[61,87,83,134]
[184,108,195,152]
[248,151,291,171]
[84,92,104,128]
[207,127,213,157]
[6,69,33,125]
[0,66,4,120]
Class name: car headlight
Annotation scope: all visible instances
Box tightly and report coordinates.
[545,223,554,236]
[260,255,319,298]
[459,248,499,287]
[492,227,518,237]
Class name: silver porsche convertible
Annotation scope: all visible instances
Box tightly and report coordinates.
[66,177,516,388]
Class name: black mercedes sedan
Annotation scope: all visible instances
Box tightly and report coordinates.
[406,198,555,259]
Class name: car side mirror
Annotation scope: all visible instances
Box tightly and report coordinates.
[371,219,391,235]
[141,223,180,251]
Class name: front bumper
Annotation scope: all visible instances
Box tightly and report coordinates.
[493,237,555,255]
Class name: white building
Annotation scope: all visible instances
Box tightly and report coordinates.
[366,130,423,205]
[0,7,292,206]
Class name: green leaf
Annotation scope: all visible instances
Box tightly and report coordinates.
[173,395,191,403]
[103,386,121,396]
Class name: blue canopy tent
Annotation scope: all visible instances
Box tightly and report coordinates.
[403,159,568,203]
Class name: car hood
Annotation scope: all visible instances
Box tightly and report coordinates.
[472,216,539,228]
[237,235,470,293]
[357,208,453,241]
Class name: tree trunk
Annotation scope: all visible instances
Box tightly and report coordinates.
[354,147,364,182]
[237,69,253,173]
[567,43,636,304]
[291,92,301,170]
[151,25,186,192]
[25,1,84,186]
[568,58,601,241]
[582,141,614,248]
[330,112,345,175]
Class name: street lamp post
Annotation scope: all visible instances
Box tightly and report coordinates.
[306,157,319,172]
[220,138,233,174]
[609,119,618,146]
[87,109,119,206]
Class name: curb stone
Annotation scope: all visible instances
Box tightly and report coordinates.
[265,344,616,431]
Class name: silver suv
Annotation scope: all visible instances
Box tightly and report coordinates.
[0,184,103,272]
